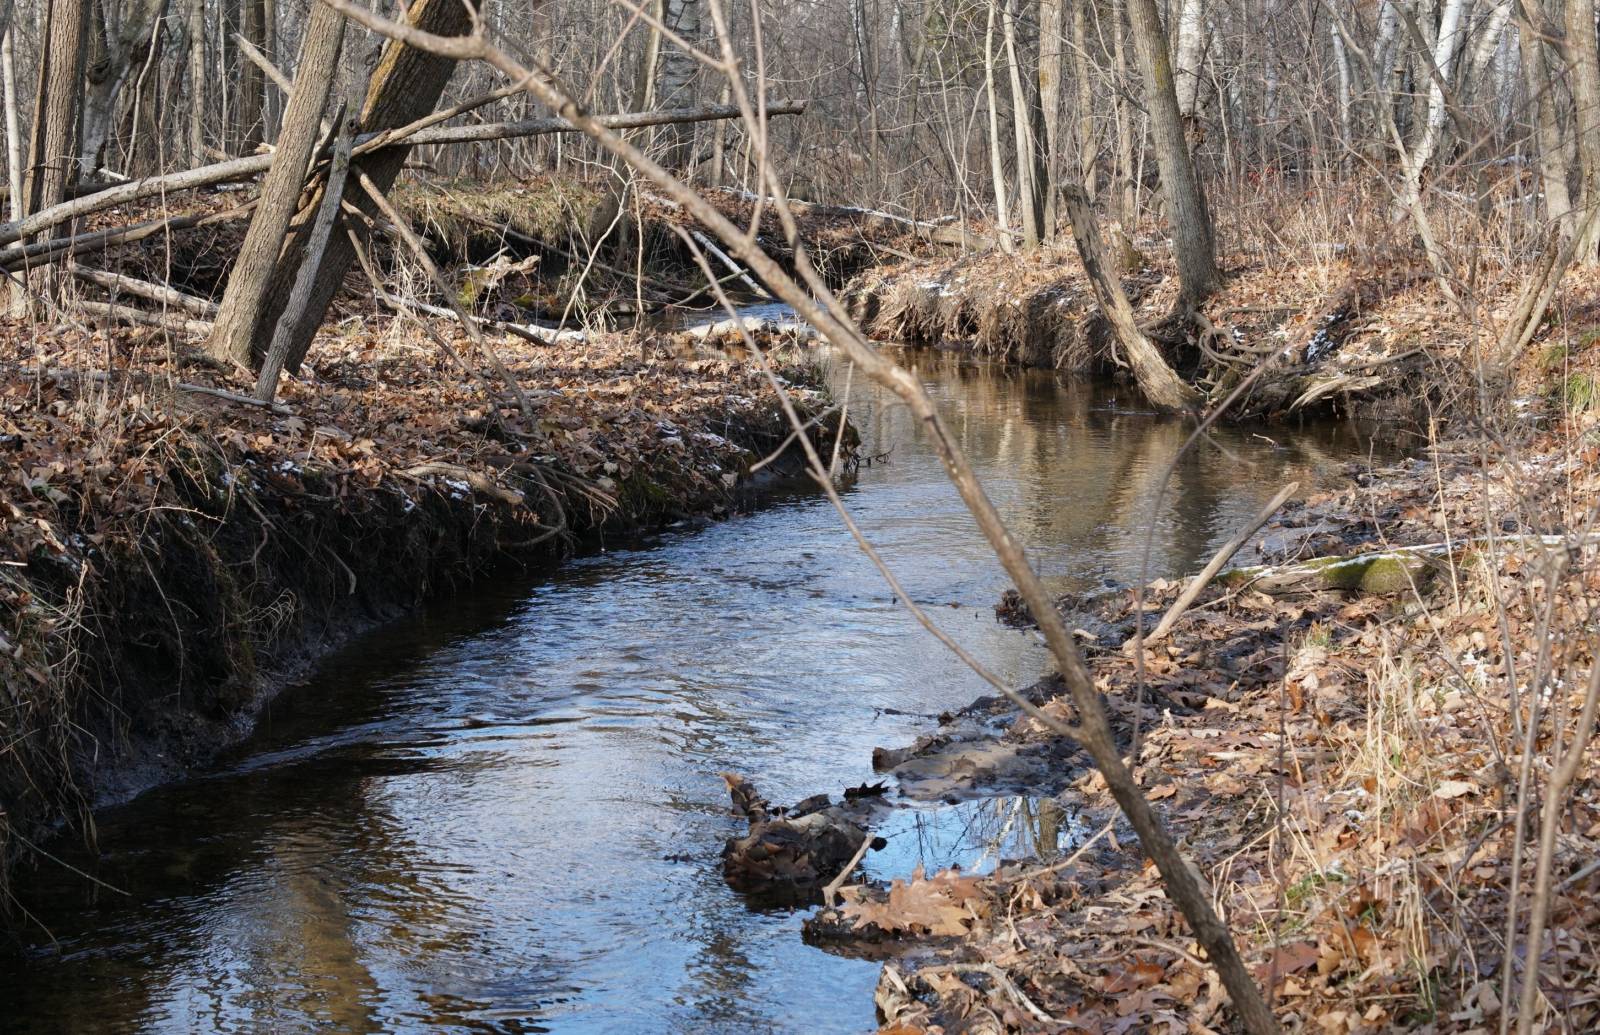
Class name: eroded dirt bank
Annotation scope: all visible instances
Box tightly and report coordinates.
[841,241,1580,424]
[0,322,844,899]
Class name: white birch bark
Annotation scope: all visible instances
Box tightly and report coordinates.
[1399,0,1470,206]
[1173,0,1207,118]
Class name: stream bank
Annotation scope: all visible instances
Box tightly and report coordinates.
[0,322,844,900]
[841,242,1537,423]
[766,403,1600,1032]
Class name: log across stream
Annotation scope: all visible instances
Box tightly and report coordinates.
[0,346,1396,1033]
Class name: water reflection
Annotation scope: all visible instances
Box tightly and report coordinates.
[866,796,1095,880]
[1,351,1396,1034]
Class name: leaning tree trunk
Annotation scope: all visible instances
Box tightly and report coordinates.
[1125,0,1220,304]
[205,0,345,368]
[1061,185,1199,411]
[264,0,474,374]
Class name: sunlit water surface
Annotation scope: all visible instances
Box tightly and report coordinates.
[1,347,1397,1033]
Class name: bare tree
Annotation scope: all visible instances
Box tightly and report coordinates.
[22,0,89,301]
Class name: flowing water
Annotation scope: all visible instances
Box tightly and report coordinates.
[1,346,1398,1033]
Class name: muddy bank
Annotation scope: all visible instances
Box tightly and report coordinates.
[0,323,847,900]
[738,419,1600,1031]
[841,245,1540,422]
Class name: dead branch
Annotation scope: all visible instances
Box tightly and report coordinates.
[70,267,220,318]
[1145,482,1299,643]
[72,299,214,337]
[13,366,291,414]
[402,462,524,505]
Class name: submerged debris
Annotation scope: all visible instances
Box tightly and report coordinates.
[719,773,886,893]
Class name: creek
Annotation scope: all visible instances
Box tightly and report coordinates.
[1,343,1395,1033]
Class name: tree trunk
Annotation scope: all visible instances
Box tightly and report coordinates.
[656,0,701,170]
[239,0,265,149]
[121,16,164,176]
[1125,0,1220,303]
[3,22,20,315]
[1172,0,1206,119]
[80,0,168,177]
[1568,0,1600,259]
[1522,2,1574,235]
[1061,184,1199,411]
[268,0,473,373]
[1398,0,1468,208]
[1038,0,1063,233]
[984,0,1015,253]
[256,116,351,401]
[186,0,205,163]
[1111,0,1138,246]
[23,0,88,302]
[205,0,344,367]
[1071,0,1097,200]
[2,26,20,222]
[1331,22,1353,158]
[1001,0,1043,246]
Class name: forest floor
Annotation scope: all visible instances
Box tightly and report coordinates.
[746,325,1600,1032]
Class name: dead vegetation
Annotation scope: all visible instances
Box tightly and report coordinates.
[841,182,1561,423]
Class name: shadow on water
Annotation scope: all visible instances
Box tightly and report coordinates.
[1,344,1403,1034]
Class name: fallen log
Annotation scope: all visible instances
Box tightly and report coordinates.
[0,203,253,271]
[372,282,586,345]
[73,299,214,338]
[0,102,809,250]
[71,267,220,318]
[1145,481,1298,642]
[1219,534,1597,595]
